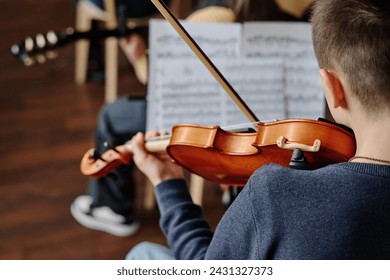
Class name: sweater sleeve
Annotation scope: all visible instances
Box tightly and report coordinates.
[154,179,214,260]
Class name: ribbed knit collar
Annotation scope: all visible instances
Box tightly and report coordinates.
[336,162,390,178]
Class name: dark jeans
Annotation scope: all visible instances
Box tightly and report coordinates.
[88,96,146,216]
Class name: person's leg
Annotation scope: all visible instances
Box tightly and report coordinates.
[126,242,175,260]
[71,96,146,236]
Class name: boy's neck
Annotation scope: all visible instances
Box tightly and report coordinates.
[350,112,390,165]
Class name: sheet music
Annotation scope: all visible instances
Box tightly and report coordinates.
[220,57,285,125]
[147,20,325,132]
[148,20,241,131]
[152,57,221,130]
[152,57,285,131]
[242,22,324,119]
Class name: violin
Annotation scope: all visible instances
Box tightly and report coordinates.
[80,119,355,186]
[80,0,357,185]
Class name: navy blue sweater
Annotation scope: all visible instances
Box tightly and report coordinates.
[155,163,390,259]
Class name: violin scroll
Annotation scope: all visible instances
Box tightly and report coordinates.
[80,136,170,178]
[80,146,132,178]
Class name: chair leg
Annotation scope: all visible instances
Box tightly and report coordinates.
[143,173,205,210]
[189,173,204,206]
[143,179,155,211]
[74,41,90,85]
[74,3,92,85]
[74,1,110,85]
[104,38,118,103]
[103,0,119,103]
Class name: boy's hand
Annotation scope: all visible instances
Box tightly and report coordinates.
[131,131,185,186]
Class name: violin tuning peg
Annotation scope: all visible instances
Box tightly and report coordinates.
[89,149,104,161]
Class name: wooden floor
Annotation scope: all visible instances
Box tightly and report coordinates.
[0,0,226,259]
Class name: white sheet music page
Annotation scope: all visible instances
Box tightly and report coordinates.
[148,20,241,131]
[147,20,324,132]
[242,22,325,119]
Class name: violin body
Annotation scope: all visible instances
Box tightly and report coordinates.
[167,119,356,186]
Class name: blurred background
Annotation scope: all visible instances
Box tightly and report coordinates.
[0,0,224,259]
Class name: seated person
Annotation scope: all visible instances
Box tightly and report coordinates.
[70,0,170,237]
[72,0,170,81]
[126,0,390,259]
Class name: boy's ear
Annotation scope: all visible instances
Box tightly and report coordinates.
[319,69,347,109]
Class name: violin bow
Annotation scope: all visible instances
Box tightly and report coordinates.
[151,0,259,124]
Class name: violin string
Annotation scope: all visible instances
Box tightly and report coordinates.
[220,119,277,132]
[221,122,259,132]
[124,134,171,145]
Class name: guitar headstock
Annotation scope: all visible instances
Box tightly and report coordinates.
[10,28,75,66]
[11,26,136,67]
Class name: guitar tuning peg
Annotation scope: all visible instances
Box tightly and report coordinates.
[24,36,34,52]
[46,30,58,45]
[65,27,75,36]
[35,54,46,64]
[10,41,34,66]
[23,56,35,67]
[10,43,21,57]
[35,33,46,49]
[45,50,58,60]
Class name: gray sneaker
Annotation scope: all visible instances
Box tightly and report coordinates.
[70,195,140,237]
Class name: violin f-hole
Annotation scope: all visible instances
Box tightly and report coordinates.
[277,136,321,152]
